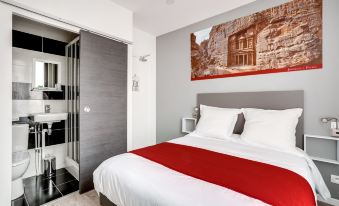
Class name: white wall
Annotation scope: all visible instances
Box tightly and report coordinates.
[0,5,13,206]
[4,0,133,42]
[131,28,156,150]
[0,1,133,205]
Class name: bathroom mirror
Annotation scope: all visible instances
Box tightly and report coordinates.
[32,59,61,91]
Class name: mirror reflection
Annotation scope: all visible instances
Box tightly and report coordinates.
[33,60,60,90]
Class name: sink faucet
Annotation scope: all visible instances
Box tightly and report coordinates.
[45,105,51,113]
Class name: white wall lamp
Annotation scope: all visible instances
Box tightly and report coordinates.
[320,117,339,137]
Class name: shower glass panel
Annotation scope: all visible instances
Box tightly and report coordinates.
[66,37,80,165]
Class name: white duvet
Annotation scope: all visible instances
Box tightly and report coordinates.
[93,134,330,206]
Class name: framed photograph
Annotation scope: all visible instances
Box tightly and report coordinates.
[191,0,323,81]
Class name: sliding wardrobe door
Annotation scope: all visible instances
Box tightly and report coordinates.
[79,30,127,193]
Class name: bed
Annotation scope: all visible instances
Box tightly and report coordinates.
[93,91,330,206]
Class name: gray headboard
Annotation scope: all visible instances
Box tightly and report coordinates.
[197,90,304,149]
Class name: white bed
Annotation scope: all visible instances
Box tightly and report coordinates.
[93,133,330,206]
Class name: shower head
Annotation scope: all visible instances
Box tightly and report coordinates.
[139,54,151,62]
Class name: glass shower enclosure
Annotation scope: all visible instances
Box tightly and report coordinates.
[65,37,80,179]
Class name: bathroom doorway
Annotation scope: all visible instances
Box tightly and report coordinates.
[11,15,80,206]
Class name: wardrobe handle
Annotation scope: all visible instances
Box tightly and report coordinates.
[84,106,91,113]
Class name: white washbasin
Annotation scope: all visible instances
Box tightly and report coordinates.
[32,112,68,123]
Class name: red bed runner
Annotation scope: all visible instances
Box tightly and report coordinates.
[131,142,315,206]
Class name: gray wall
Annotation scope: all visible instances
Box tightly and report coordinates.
[157,0,339,199]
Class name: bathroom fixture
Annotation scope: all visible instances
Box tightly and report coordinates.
[32,59,61,91]
[65,37,80,180]
[139,54,150,62]
[31,112,67,123]
[12,124,30,200]
[31,112,67,135]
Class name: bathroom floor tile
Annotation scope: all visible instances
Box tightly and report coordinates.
[52,171,76,186]
[56,179,79,196]
[25,186,62,206]
[55,168,68,176]
[22,168,78,205]
[11,196,28,206]
[23,175,54,192]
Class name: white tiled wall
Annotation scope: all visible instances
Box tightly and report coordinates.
[12,100,67,120]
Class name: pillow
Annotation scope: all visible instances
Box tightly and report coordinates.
[240,108,303,151]
[195,105,241,140]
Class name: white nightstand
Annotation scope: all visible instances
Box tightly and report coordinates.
[304,134,339,165]
[181,118,197,134]
[304,134,339,205]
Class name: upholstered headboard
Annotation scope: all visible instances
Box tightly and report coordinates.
[197,91,304,149]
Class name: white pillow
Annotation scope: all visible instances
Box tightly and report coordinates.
[240,108,303,151]
[195,105,241,140]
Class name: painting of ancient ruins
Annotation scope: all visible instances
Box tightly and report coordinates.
[191,0,322,80]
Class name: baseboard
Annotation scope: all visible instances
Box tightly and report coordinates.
[65,156,79,180]
[318,195,339,205]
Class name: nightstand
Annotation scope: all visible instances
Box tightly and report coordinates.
[304,134,339,205]
[181,118,197,134]
[304,134,339,165]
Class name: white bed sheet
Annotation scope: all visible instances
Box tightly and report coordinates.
[93,134,330,206]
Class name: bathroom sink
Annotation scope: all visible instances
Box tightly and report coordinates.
[31,113,68,123]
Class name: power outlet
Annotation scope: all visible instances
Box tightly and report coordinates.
[331,175,339,184]
[331,121,337,129]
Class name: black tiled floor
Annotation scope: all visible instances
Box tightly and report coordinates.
[53,171,76,186]
[23,175,54,192]
[12,168,79,206]
[25,186,62,206]
[57,180,79,196]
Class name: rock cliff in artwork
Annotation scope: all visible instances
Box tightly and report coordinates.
[191,0,323,80]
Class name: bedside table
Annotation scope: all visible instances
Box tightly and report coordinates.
[304,134,339,205]
[181,118,197,134]
[304,134,339,165]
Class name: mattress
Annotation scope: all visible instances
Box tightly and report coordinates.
[93,133,330,206]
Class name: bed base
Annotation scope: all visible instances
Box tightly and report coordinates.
[99,193,117,206]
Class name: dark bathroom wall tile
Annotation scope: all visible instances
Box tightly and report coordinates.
[13,30,68,57]
[45,129,67,147]
[28,121,67,149]
[43,37,67,56]
[12,82,43,100]
[12,82,30,99]
[13,30,42,52]
[42,85,65,100]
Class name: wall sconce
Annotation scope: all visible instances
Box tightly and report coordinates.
[192,107,199,119]
[320,117,338,129]
[320,117,339,137]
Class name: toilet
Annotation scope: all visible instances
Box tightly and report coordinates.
[12,124,30,200]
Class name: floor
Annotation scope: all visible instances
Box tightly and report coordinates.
[12,168,79,206]
[12,188,335,206]
[44,190,100,206]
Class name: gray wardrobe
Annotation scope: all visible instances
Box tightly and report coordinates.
[79,31,127,193]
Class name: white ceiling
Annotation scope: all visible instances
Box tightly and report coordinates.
[110,0,256,36]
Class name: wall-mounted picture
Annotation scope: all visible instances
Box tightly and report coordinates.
[191,0,323,81]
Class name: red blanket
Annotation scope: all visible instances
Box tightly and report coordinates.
[131,142,315,206]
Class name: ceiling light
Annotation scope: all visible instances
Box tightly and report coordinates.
[166,0,175,5]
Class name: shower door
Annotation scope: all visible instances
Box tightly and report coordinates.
[79,31,127,193]
[65,37,80,177]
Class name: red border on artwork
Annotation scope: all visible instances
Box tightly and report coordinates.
[191,64,323,81]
